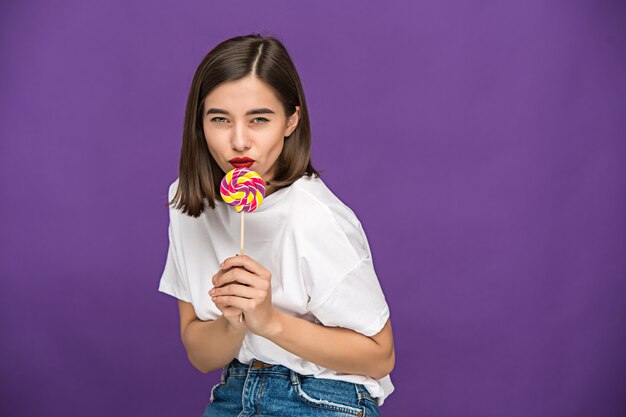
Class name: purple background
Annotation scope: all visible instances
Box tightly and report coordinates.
[1,1,625,416]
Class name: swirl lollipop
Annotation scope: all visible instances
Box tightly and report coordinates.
[220,167,266,213]
[219,167,266,322]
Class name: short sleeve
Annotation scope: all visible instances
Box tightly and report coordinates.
[306,255,390,337]
[158,179,192,302]
[298,203,390,337]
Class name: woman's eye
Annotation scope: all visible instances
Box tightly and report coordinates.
[210,117,268,124]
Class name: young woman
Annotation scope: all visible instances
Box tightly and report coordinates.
[158,33,395,417]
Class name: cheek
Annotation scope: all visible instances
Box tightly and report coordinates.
[203,138,225,166]
[262,137,284,157]
[269,127,286,145]
[203,130,226,152]
[202,135,216,153]
[206,146,219,161]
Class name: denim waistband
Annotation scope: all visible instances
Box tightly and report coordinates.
[223,357,374,404]
[226,358,295,377]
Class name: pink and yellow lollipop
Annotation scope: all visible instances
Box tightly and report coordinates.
[220,168,266,213]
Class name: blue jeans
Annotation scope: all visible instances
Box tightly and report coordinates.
[201,358,380,417]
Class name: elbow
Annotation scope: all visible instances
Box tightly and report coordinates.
[187,352,212,374]
[181,334,210,374]
[183,343,211,374]
[194,358,211,374]
[372,347,395,380]
[373,361,393,380]
[185,347,223,374]
[386,348,396,375]
[194,364,210,374]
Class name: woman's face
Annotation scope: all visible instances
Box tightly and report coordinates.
[202,75,300,185]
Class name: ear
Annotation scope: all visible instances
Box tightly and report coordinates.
[285,105,301,137]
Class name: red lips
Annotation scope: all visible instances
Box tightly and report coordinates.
[229,157,255,169]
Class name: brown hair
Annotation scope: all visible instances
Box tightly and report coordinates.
[166,33,321,217]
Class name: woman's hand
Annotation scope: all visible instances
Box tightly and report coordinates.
[210,264,248,333]
[209,254,279,338]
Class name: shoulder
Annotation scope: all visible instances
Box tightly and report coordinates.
[289,176,360,227]
[168,177,180,202]
[166,178,184,231]
[287,176,369,260]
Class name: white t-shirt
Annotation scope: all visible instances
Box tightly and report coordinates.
[158,174,394,405]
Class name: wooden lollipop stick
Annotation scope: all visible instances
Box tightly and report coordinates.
[240,210,245,255]
[239,211,245,323]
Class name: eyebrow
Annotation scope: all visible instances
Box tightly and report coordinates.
[206,107,276,116]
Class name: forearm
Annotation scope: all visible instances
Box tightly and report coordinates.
[266,308,390,379]
[182,315,246,374]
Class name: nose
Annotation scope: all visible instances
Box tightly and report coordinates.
[231,124,251,151]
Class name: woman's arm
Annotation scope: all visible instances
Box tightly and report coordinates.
[210,255,395,379]
[265,308,394,380]
[179,300,246,373]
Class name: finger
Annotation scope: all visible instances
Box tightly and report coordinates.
[220,305,243,319]
[212,297,241,314]
[211,269,226,286]
[214,267,256,288]
[213,295,252,312]
[212,269,244,287]
[210,284,262,300]
[220,304,242,314]
[220,254,265,276]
